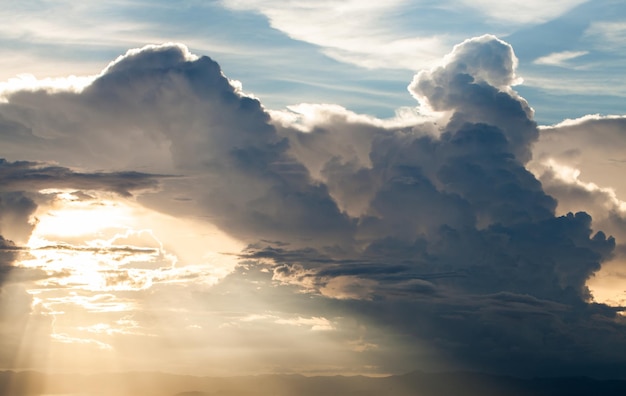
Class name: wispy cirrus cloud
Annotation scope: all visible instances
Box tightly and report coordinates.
[457,0,589,24]
[584,21,626,50]
[533,50,589,67]
[220,0,448,70]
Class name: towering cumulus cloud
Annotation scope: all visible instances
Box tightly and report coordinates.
[255,35,624,376]
[0,35,624,377]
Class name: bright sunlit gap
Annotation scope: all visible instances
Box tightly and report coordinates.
[8,189,245,375]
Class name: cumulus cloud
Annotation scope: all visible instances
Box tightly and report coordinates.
[408,35,536,161]
[529,115,626,308]
[0,44,354,248]
[532,115,626,197]
[0,36,624,377]
[530,115,626,241]
[244,35,625,376]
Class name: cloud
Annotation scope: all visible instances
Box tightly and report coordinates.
[274,316,334,331]
[531,115,626,206]
[520,73,626,98]
[219,0,448,70]
[529,115,626,308]
[408,35,536,162]
[0,44,362,370]
[0,157,172,366]
[242,35,626,376]
[0,44,355,248]
[0,36,625,377]
[218,0,590,72]
[0,74,94,102]
[0,190,37,245]
[533,50,589,67]
[0,159,165,197]
[0,157,166,273]
[584,21,626,50]
[456,0,588,24]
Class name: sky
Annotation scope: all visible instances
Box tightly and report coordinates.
[0,0,626,383]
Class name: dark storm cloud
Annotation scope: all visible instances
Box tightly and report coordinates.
[0,190,37,244]
[0,158,164,197]
[0,37,625,377]
[244,211,615,301]
[0,236,20,285]
[0,188,37,288]
[249,36,626,376]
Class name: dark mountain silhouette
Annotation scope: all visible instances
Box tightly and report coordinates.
[1,370,625,396]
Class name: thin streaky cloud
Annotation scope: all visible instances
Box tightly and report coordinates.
[457,0,589,24]
[533,50,589,67]
[584,21,626,49]
[220,0,449,70]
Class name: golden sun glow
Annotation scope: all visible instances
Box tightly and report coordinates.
[23,190,162,293]
[30,191,136,240]
[22,190,243,292]
[7,189,245,373]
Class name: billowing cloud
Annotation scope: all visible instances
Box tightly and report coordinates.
[245,35,625,376]
[0,35,624,378]
[0,44,355,248]
[530,115,626,247]
[529,115,626,308]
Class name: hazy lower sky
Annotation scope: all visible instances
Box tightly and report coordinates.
[0,0,625,382]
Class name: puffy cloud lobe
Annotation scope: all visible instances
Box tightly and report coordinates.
[364,124,555,232]
[532,115,626,199]
[530,116,626,244]
[409,35,536,163]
